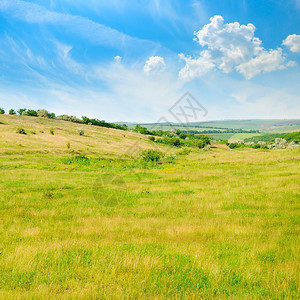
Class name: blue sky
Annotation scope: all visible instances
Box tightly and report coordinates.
[0,0,300,122]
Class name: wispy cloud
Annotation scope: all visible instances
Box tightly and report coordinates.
[0,0,162,54]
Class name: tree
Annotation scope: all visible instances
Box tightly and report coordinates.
[18,109,26,115]
[0,108,5,114]
[27,110,38,117]
[9,109,16,115]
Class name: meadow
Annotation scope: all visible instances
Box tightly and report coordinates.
[0,115,299,299]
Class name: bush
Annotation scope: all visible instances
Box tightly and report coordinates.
[148,136,155,142]
[9,109,16,115]
[168,137,181,147]
[22,111,28,116]
[16,128,26,134]
[196,136,211,149]
[166,156,175,163]
[176,148,191,155]
[228,143,244,149]
[140,149,164,162]
[66,142,71,149]
[30,130,36,135]
[37,109,50,118]
[49,128,54,135]
[78,129,85,136]
[57,114,82,123]
[252,144,261,149]
[0,108,5,114]
[179,133,187,139]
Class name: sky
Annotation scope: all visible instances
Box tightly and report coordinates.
[0,0,300,123]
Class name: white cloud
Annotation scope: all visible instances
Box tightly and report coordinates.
[179,15,295,80]
[236,49,296,79]
[144,56,166,74]
[178,51,215,81]
[114,56,122,62]
[283,34,300,53]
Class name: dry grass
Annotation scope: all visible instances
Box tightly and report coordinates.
[0,115,299,299]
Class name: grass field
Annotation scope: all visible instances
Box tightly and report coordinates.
[128,119,300,133]
[228,133,262,141]
[0,115,299,299]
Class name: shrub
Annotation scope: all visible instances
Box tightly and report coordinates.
[49,128,54,135]
[196,136,211,149]
[22,111,28,116]
[30,131,36,135]
[148,136,155,142]
[78,129,84,136]
[176,148,191,155]
[9,109,16,115]
[228,143,244,149]
[0,108,5,114]
[179,133,187,139]
[140,149,164,162]
[57,114,82,123]
[252,144,261,149]
[16,128,26,134]
[37,109,50,118]
[166,156,175,163]
[168,137,181,147]
[66,142,71,149]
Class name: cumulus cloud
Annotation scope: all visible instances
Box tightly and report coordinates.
[178,51,215,81]
[144,56,166,74]
[236,49,296,79]
[283,34,300,53]
[179,15,295,80]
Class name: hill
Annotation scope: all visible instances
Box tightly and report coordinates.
[0,114,299,298]
[0,114,168,157]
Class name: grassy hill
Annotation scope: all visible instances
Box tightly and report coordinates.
[0,115,299,299]
[0,114,167,157]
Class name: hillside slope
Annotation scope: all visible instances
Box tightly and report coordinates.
[0,115,168,157]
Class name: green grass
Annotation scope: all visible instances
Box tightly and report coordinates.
[128,119,300,133]
[229,133,262,141]
[0,115,299,299]
[204,133,235,140]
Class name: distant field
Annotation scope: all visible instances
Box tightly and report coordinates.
[128,119,300,133]
[0,115,299,298]
[190,119,300,132]
[228,133,262,141]
[202,133,235,140]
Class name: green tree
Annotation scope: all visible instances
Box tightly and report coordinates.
[18,109,26,115]
[27,110,38,116]
[9,109,16,115]
[0,108,5,114]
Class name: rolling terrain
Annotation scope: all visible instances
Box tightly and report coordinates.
[0,115,299,299]
[127,119,300,141]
